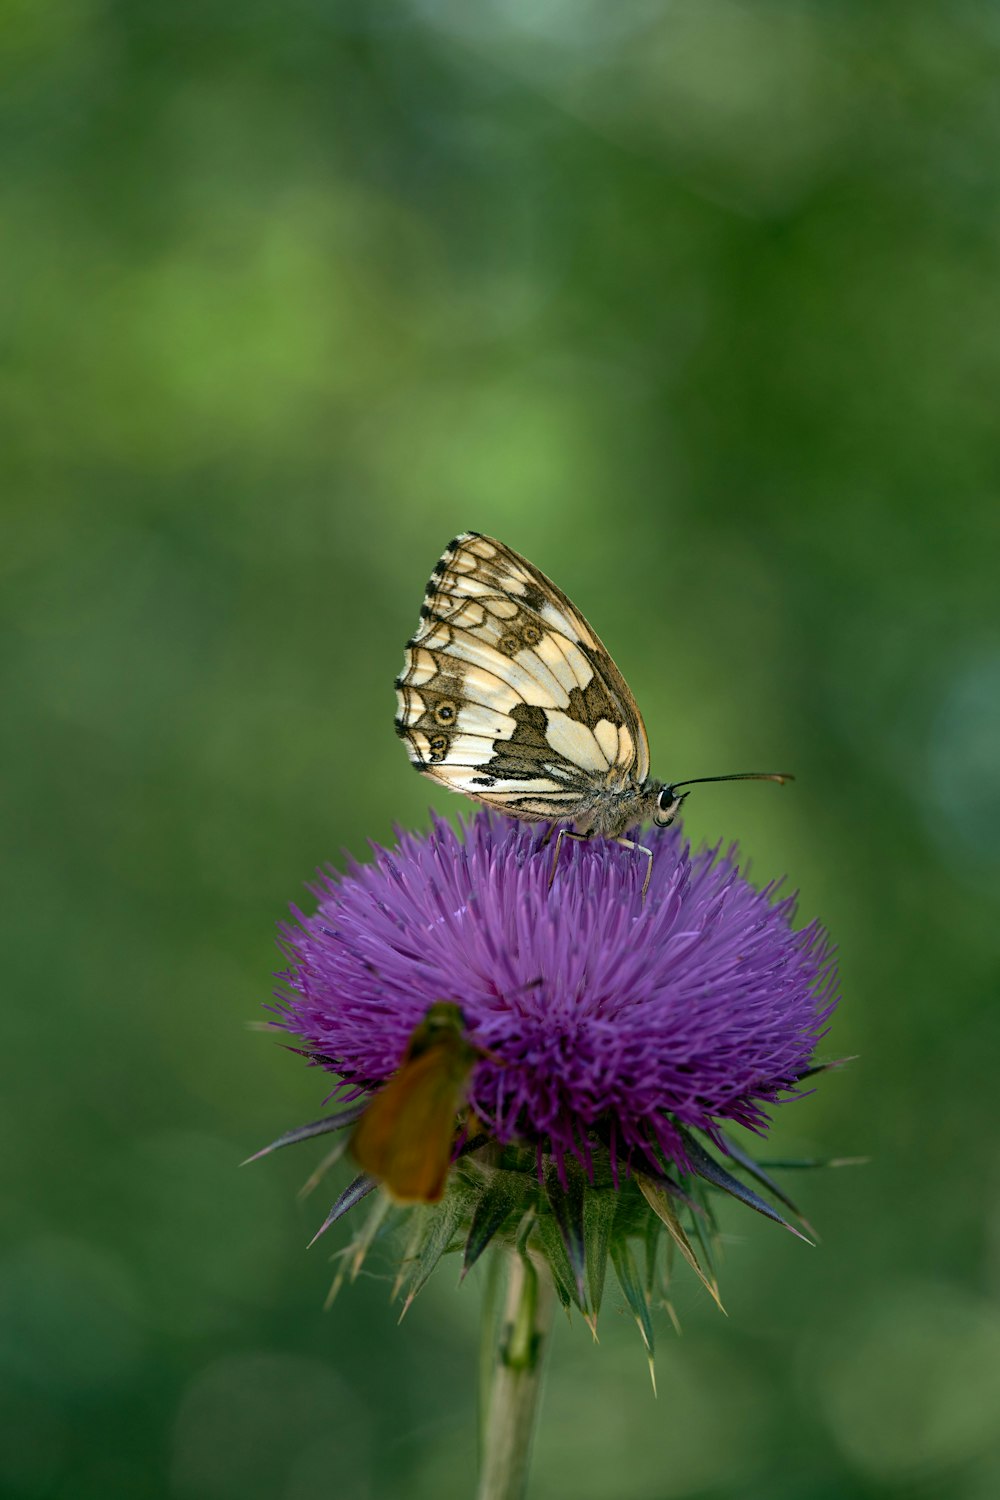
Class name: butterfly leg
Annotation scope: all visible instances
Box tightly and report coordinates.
[613,838,654,900]
[547,828,591,888]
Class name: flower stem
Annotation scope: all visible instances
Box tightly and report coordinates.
[477,1246,555,1500]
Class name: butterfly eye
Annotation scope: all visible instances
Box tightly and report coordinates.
[433,701,457,726]
[654,787,683,827]
[498,631,522,657]
[428,733,449,761]
[521,622,542,646]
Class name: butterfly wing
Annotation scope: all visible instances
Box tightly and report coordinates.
[350,1043,473,1204]
[395,533,650,822]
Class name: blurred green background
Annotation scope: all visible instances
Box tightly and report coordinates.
[4,2,1000,1497]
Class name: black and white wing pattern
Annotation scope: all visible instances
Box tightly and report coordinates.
[394,532,650,823]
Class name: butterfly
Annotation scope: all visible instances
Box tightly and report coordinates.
[350,1002,481,1204]
[394,532,790,893]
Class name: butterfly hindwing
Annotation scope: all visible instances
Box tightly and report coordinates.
[395,533,650,822]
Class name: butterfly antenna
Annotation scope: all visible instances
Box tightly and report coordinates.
[670,772,795,791]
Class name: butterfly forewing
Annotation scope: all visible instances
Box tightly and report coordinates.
[395,533,650,823]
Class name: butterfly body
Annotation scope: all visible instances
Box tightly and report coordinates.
[394,532,684,844]
[349,1002,480,1204]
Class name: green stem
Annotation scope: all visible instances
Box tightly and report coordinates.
[476,1247,555,1500]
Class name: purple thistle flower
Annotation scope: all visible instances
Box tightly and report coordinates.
[276,812,838,1186]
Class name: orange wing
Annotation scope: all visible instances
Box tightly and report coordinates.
[350,1041,474,1203]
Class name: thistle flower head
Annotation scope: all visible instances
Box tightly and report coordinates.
[262,812,841,1331]
[278,813,836,1175]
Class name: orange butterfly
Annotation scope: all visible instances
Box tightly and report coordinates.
[350,1002,481,1204]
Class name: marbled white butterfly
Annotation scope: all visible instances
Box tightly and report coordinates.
[395,532,789,892]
